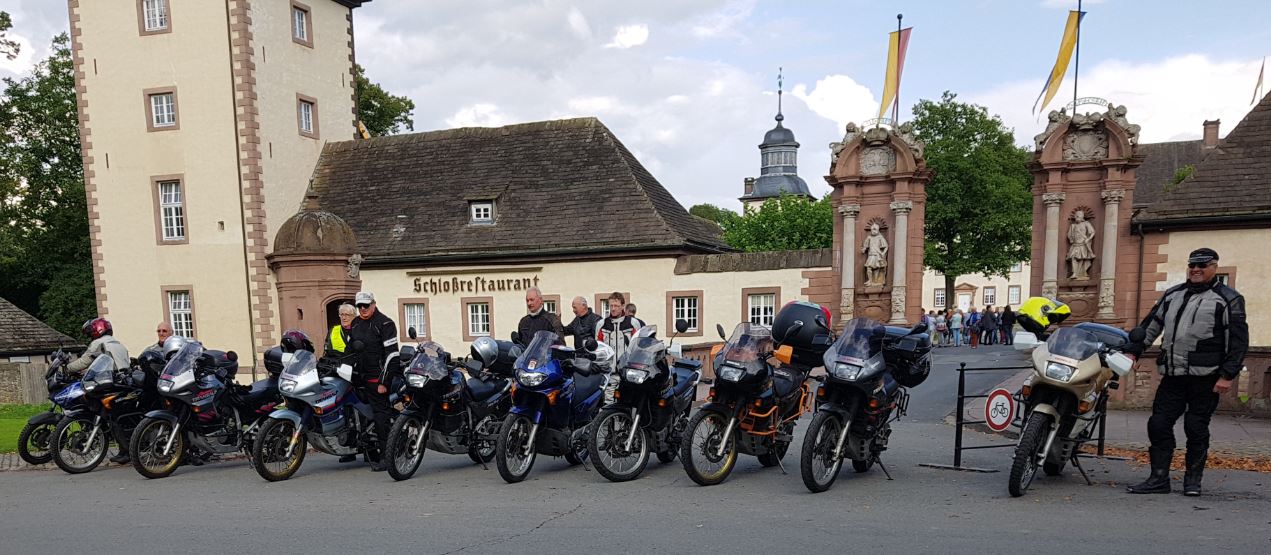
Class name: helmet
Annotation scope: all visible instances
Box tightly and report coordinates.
[162,335,189,359]
[280,329,315,353]
[470,336,499,368]
[1016,297,1072,335]
[81,318,112,340]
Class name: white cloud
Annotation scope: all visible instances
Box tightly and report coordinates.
[691,0,756,39]
[566,7,592,40]
[790,74,880,131]
[567,96,619,113]
[1040,0,1106,8]
[969,54,1265,146]
[444,103,513,128]
[604,24,649,49]
[0,33,37,75]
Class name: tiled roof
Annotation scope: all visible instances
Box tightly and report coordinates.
[1133,139,1206,208]
[308,117,729,263]
[0,297,76,355]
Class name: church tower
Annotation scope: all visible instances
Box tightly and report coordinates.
[740,69,813,209]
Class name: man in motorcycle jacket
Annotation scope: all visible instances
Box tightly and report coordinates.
[562,296,602,350]
[347,291,400,471]
[595,292,643,401]
[66,317,133,463]
[1126,248,1247,496]
[517,287,564,345]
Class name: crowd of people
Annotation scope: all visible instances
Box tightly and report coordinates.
[921,305,1017,348]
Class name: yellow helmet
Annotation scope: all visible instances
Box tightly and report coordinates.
[1016,297,1071,335]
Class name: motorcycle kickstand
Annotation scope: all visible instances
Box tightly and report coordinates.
[876,456,893,481]
[1070,454,1093,486]
[775,453,789,475]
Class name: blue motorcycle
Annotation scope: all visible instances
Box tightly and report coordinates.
[495,330,613,483]
[17,348,85,465]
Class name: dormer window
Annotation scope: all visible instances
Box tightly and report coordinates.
[470,201,494,224]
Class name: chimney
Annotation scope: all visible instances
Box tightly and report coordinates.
[1202,119,1221,149]
[743,177,755,195]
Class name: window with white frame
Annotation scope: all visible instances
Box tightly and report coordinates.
[747,293,775,326]
[168,290,193,337]
[150,93,176,127]
[158,180,185,241]
[543,299,557,315]
[934,288,946,308]
[404,303,427,338]
[470,201,494,224]
[673,296,699,332]
[467,302,490,337]
[1008,285,1021,306]
[983,286,997,306]
[142,0,169,32]
[1011,262,1023,273]
[292,5,309,42]
[298,99,314,134]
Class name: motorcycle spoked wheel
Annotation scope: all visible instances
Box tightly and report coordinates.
[251,418,307,482]
[129,417,186,479]
[587,408,650,482]
[680,410,737,486]
[385,415,428,481]
[800,411,846,493]
[17,419,57,465]
[496,413,537,483]
[1008,411,1053,497]
[51,416,109,474]
[467,415,498,464]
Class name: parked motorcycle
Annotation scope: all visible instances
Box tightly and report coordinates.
[129,339,280,478]
[1007,322,1142,497]
[384,334,516,481]
[801,316,931,492]
[680,315,816,486]
[494,330,613,483]
[587,320,701,482]
[50,351,163,474]
[17,348,85,465]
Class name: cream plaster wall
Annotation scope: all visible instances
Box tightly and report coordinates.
[1156,229,1271,345]
[358,257,817,350]
[920,262,1032,312]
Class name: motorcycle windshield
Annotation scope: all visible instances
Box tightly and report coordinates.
[83,354,115,385]
[515,330,559,371]
[823,317,884,366]
[408,341,450,380]
[282,349,317,380]
[161,342,203,381]
[621,331,664,370]
[1046,328,1103,361]
[717,323,773,376]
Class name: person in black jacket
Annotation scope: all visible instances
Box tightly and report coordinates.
[517,287,564,345]
[1000,306,1016,345]
[1126,248,1248,496]
[562,296,602,349]
[347,291,400,471]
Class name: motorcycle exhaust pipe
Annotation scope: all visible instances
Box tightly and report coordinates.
[623,409,642,452]
[161,422,182,456]
[715,416,737,459]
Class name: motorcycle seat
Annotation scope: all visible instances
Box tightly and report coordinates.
[466,376,508,402]
[572,372,606,405]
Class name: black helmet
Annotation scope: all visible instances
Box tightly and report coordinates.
[280,329,315,353]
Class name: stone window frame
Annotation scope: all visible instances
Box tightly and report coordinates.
[150,173,188,245]
[983,286,997,307]
[291,1,314,48]
[1007,285,1022,307]
[137,0,172,36]
[1215,266,1237,289]
[741,286,780,327]
[398,297,431,342]
[162,285,196,339]
[934,288,947,309]
[666,290,704,338]
[1010,262,1023,273]
[143,86,180,132]
[541,294,561,316]
[595,292,633,320]
[462,296,494,342]
[297,93,319,139]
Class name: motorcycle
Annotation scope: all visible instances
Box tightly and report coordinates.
[384,333,516,481]
[801,317,931,493]
[1007,322,1142,497]
[50,351,163,474]
[129,340,280,478]
[494,330,613,483]
[680,320,814,486]
[17,347,85,465]
[587,320,701,482]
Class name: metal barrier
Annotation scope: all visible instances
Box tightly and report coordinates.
[919,362,1032,473]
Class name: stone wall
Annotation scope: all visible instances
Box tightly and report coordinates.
[1109,347,1271,416]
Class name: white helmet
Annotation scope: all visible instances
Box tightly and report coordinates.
[162,335,189,359]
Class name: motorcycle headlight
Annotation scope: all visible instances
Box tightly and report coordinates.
[718,365,744,382]
[517,370,546,387]
[1045,362,1077,382]
[624,368,649,384]
[279,378,297,393]
[157,378,174,393]
[407,374,428,388]
[830,363,863,381]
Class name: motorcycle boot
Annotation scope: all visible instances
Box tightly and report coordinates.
[1182,449,1207,496]
[1126,447,1172,494]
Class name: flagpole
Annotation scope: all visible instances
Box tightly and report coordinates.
[1073,0,1081,109]
[893,13,903,125]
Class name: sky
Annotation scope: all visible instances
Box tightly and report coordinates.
[3,0,1269,211]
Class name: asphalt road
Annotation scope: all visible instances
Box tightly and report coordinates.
[2,345,1267,554]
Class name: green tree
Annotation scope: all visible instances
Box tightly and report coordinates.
[1,12,19,60]
[688,203,739,227]
[912,91,1033,309]
[354,64,415,136]
[0,34,95,335]
[723,194,833,252]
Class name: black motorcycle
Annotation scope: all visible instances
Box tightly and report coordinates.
[50,351,164,474]
[16,347,84,465]
[384,332,517,481]
[587,319,701,482]
[800,316,930,493]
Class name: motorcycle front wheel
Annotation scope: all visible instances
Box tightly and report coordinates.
[51,416,109,474]
[385,414,427,481]
[252,418,306,482]
[17,418,56,465]
[129,417,185,479]
[800,411,845,493]
[1009,411,1052,497]
[495,413,537,483]
[588,408,650,482]
[680,410,737,486]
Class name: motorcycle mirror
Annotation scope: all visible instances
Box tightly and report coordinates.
[226,351,238,362]
[1012,332,1040,351]
[675,318,690,334]
[408,326,418,340]
[1129,327,1147,343]
[908,322,928,336]
[584,338,598,352]
[715,324,726,340]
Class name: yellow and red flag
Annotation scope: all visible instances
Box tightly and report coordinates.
[1033,10,1085,115]
[877,27,913,120]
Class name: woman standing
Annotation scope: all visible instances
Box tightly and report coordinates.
[934,311,948,347]
[1001,306,1016,345]
[950,309,964,347]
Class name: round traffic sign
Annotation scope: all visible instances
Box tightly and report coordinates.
[984,388,1016,432]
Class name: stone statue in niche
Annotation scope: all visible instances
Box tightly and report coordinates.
[1062,112,1109,160]
[1066,210,1096,280]
[346,254,364,279]
[861,222,889,287]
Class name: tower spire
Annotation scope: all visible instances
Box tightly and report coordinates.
[776,67,784,123]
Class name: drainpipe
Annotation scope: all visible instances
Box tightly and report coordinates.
[1133,216,1145,322]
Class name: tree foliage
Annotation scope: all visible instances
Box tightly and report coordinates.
[722,194,833,252]
[688,203,739,227]
[912,91,1032,309]
[0,12,19,60]
[354,64,415,136]
[0,34,95,335]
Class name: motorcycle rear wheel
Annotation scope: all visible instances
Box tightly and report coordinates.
[17,419,56,466]
[385,415,427,481]
[51,416,109,474]
[252,418,306,482]
[680,410,737,486]
[496,413,537,483]
[130,417,185,479]
[588,408,650,482]
[1009,411,1052,497]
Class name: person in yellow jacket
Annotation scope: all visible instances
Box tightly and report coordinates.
[1015,296,1072,338]
[326,303,356,353]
